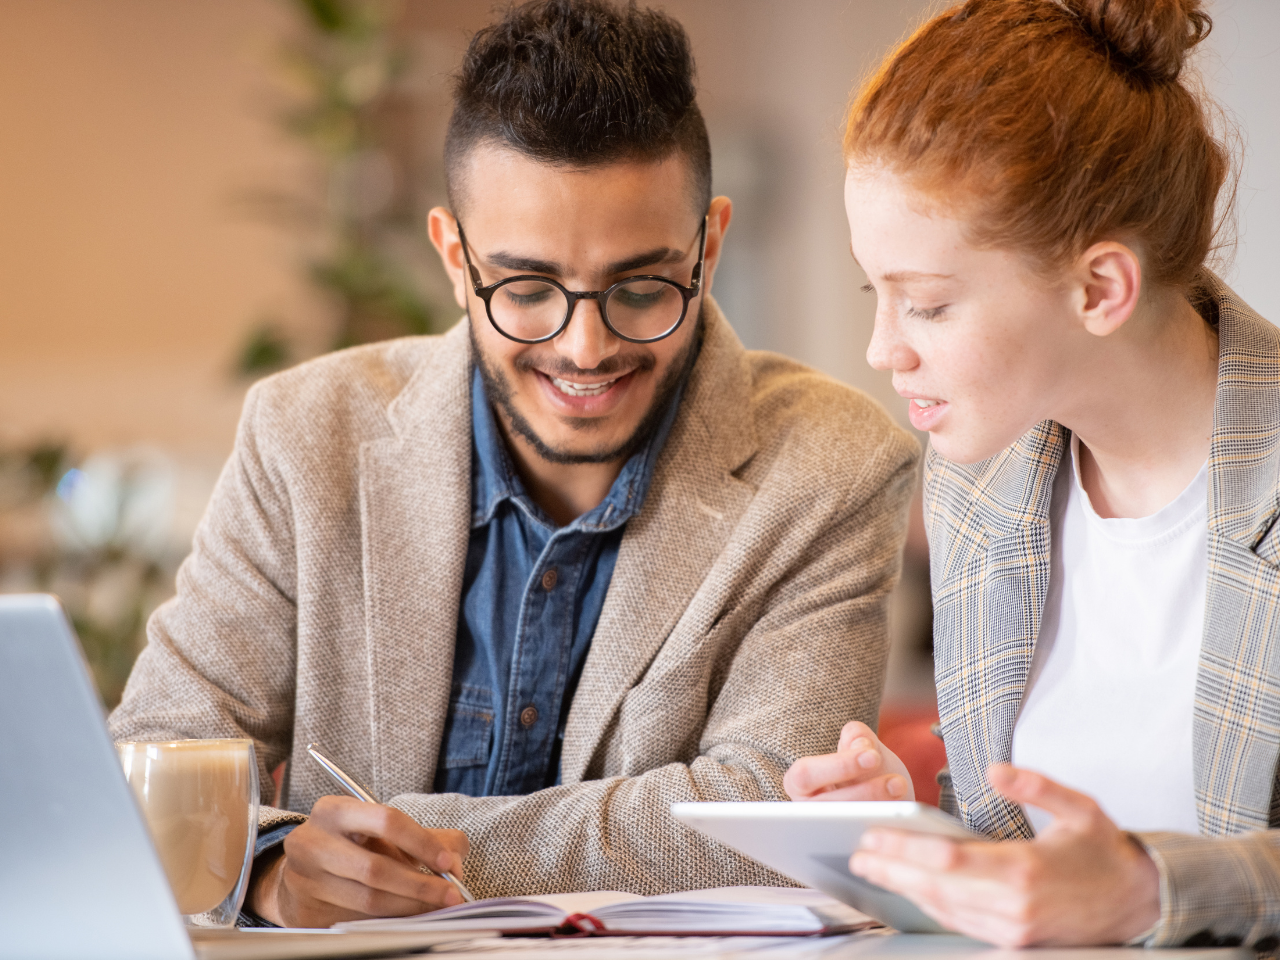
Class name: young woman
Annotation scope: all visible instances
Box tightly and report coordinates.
[784,0,1280,949]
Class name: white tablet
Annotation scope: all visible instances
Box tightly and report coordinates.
[671,801,976,934]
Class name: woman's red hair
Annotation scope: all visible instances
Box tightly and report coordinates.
[845,0,1232,289]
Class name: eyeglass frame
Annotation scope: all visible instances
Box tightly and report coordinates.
[455,217,708,345]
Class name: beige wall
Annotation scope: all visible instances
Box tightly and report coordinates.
[0,0,940,463]
[0,0,315,459]
[2,0,1275,468]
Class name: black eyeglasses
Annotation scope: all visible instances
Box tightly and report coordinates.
[456,218,707,345]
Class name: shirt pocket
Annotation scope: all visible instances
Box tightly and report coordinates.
[439,684,495,769]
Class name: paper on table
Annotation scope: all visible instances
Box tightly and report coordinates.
[335,886,876,936]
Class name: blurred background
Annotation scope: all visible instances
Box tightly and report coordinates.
[1,0,1276,796]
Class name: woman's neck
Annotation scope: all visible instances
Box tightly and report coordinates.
[1066,293,1219,520]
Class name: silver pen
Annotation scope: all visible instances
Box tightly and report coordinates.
[306,743,476,902]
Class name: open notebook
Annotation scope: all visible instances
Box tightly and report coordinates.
[335,886,877,937]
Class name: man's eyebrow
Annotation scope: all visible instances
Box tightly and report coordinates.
[605,247,684,275]
[487,251,563,275]
[482,246,685,278]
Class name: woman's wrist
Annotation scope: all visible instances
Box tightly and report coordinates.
[1115,835,1162,943]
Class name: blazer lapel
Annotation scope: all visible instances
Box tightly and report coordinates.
[1197,274,1280,835]
[933,420,1064,840]
[360,321,474,800]
[560,300,757,783]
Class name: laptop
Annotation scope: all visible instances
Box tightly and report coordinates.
[0,594,495,960]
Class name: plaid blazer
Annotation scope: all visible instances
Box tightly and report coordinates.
[925,274,1280,949]
[109,298,919,899]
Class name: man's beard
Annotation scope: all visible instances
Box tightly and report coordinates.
[469,304,704,466]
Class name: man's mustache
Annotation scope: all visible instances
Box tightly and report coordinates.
[513,352,657,379]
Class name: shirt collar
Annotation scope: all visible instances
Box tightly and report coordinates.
[469,366,684,534]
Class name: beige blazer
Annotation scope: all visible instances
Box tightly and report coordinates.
[109,300,918,898]
[926,275,1280,949]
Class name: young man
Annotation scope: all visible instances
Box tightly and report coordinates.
[109,0,917,927]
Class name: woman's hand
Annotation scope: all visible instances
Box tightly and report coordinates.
[849,764,1161,946]
[249,796,470,928]
[784,720,914,801]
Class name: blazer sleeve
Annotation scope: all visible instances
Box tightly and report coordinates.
[388,431,920,898]
[1132,830,1280,949]
[107,382,300,820]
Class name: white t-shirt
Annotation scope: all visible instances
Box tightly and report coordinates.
[1010,435,1207,834]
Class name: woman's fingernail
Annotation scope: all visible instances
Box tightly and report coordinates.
[858,750,879,769]
[887,776,906,797]
[859,831,882,851]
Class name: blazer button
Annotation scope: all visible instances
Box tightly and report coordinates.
[520,705,539,727]
[541,568,558,590]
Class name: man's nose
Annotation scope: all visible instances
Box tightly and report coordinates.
[865,312,918,373]
[555,296,620,371]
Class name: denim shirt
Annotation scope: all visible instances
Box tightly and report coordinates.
[433,368,682,797]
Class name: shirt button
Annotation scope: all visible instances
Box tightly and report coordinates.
[520,705,539,728]
[541,568,558,590]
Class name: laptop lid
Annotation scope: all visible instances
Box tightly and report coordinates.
[0,593,195,960]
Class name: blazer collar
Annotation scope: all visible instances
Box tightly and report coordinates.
[360,320,474,800]
[1203,272,1280,554]
[560,297,759,781]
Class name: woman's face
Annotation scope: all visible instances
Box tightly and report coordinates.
[847,167,1084,464]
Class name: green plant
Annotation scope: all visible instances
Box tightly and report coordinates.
[239,0,439,376]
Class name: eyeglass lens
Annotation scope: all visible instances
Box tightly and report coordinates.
[489,278,685,342]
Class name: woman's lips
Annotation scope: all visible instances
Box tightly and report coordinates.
[906,397,948,430]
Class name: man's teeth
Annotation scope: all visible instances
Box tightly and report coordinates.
[551,376,617,397]
[912,398,941,408]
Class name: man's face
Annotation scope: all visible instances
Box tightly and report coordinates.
[430,145,728,465]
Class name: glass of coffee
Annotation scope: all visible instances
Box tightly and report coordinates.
[117,739,259,927]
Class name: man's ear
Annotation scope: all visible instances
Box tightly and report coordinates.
[427,207,470,310]
[698,196,733,296]
[1075,241,1142,338]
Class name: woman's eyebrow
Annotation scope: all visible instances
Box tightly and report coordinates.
[880,270,955,283]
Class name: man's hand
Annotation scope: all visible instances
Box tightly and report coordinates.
[783,720,914,801]
[849,764,1161,946]
[249,796,470,928]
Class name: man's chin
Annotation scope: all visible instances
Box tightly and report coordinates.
[512,415,640,466]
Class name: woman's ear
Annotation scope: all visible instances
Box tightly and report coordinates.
[1075,241,1142,338]
[427,207,470,310]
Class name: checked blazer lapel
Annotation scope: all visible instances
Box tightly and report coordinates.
[560,300,757,784]
[928,420,1066,840]
[359,321,474,801]
[1196,275,1280,836]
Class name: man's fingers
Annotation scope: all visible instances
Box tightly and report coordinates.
[987,764,1101,828]
[311,797,470,880]
[283,859,452,921]
[287,818,462,907]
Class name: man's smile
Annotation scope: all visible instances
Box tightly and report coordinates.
[549,375,619,397]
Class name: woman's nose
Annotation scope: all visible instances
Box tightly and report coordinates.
[865,313,918,373]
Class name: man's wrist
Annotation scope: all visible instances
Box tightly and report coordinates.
[247,848,286,927]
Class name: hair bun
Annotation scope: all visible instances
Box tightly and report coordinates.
[1061,0,1212,83]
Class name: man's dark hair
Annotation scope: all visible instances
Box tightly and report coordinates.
[445,0,711,215]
